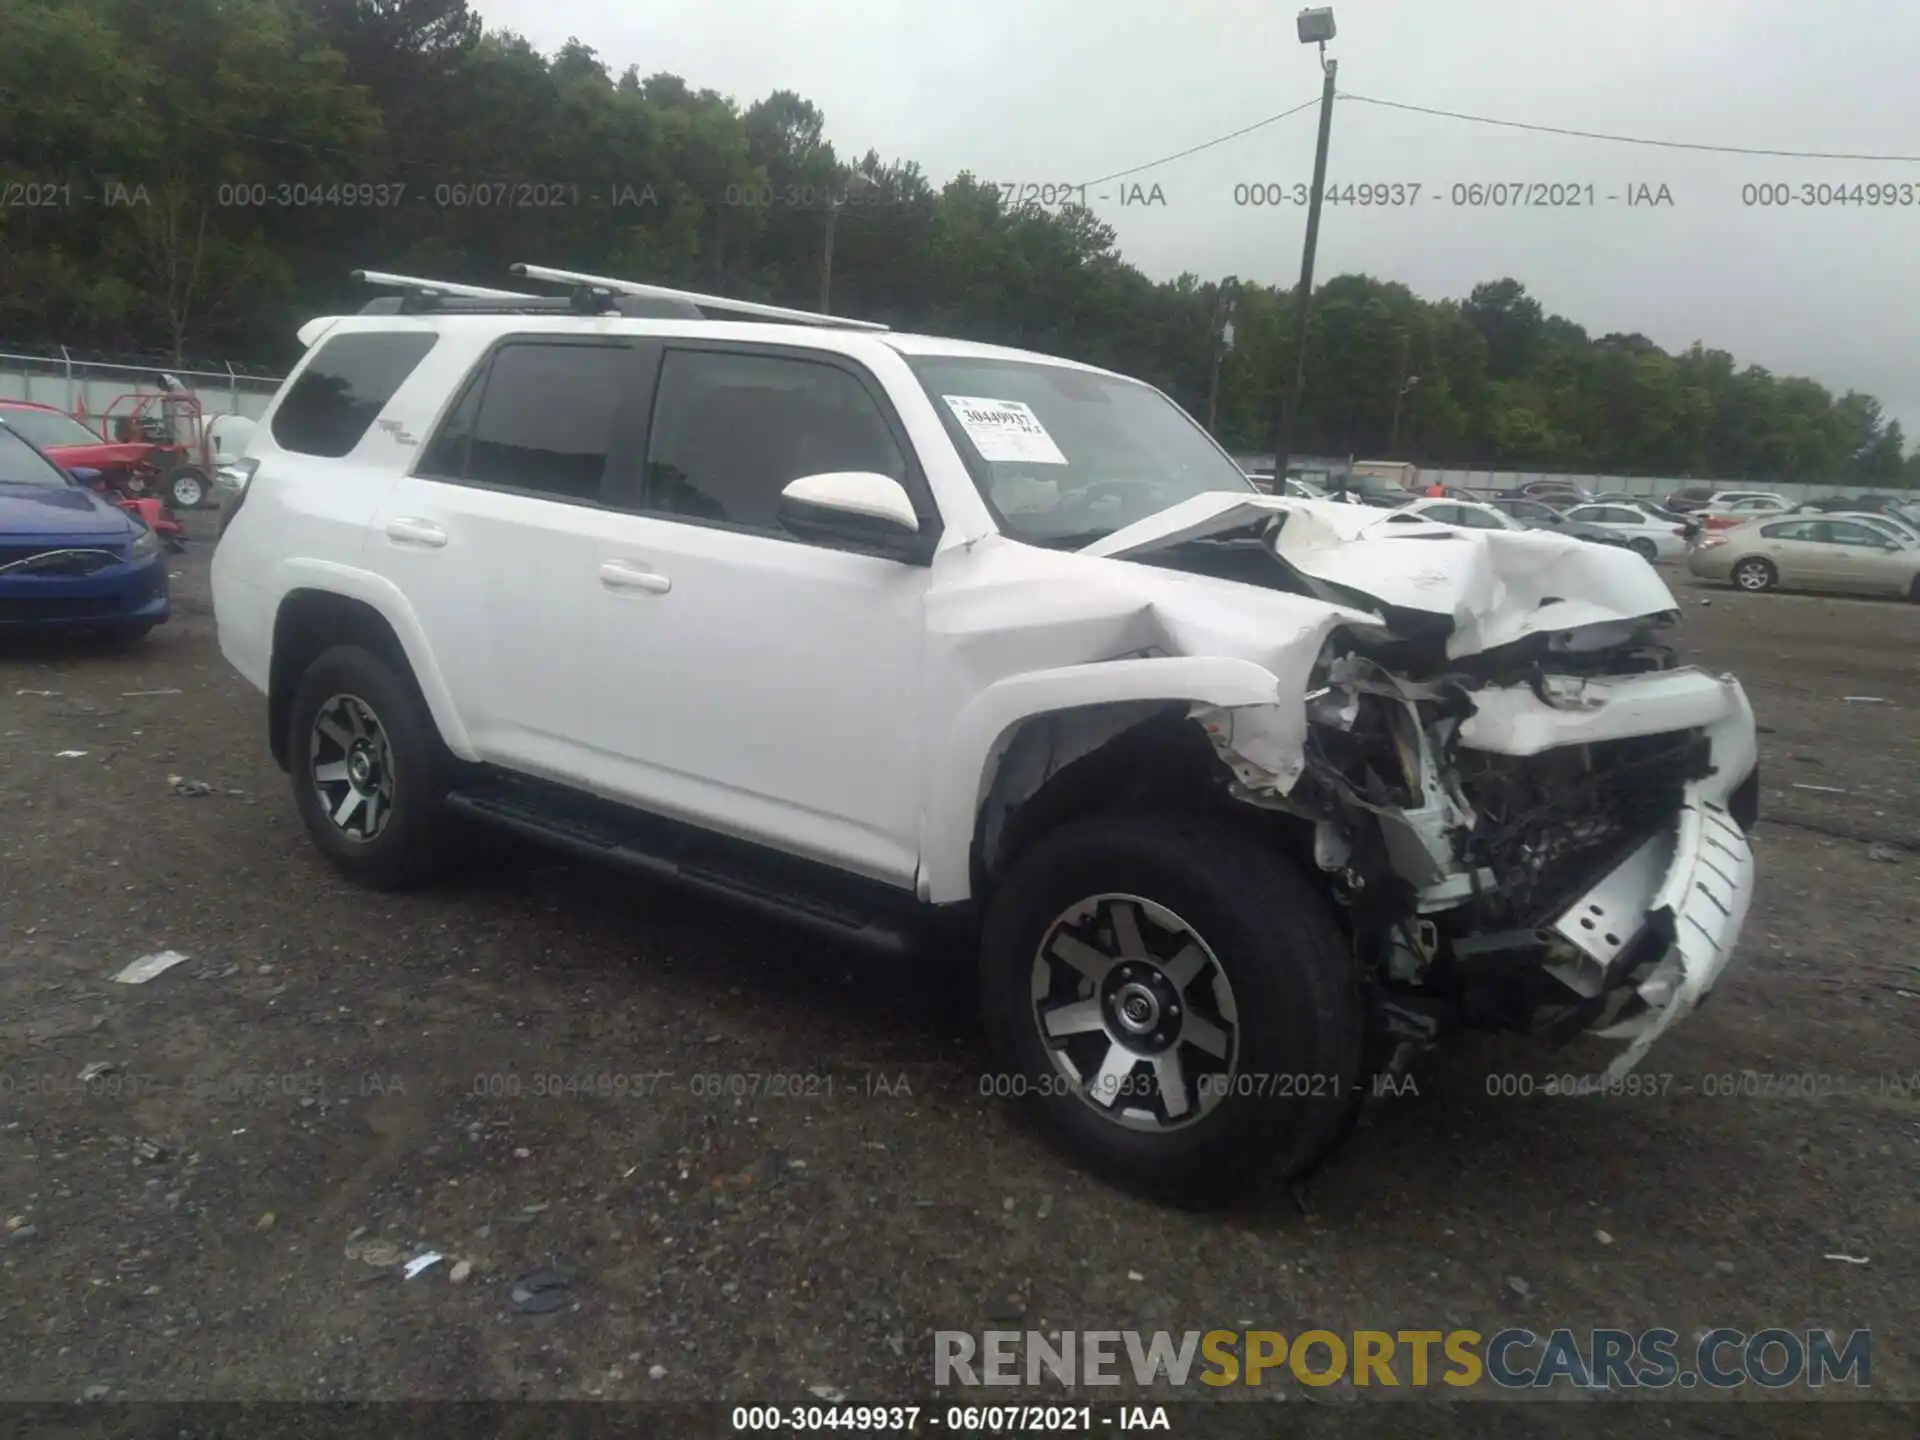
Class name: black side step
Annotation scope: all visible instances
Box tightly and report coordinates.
[444,779,918,956]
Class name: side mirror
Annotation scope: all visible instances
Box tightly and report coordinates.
[777,471,932,561]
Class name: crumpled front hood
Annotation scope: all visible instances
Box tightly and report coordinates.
[1082,492,1681,659]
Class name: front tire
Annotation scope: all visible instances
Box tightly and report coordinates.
[1733,557,1776,592]
[286,645,467,889]
[979,810,1361,1207]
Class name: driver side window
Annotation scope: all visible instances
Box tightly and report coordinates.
[641,349,909,533]
[1827,521,1888,548]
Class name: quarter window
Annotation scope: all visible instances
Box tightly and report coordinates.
[641,350,907,531]
[271,331,437,458]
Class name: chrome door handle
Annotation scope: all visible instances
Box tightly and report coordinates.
[599,560,671,594]
[386,517,448,548]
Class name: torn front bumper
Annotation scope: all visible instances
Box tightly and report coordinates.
[1460,667,1760,1081]
[1548,786,1757,1083]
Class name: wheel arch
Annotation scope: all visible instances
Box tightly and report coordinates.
[916,656,1302,906]
[266,567,472,771]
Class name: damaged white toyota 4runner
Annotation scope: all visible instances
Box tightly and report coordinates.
[213,269,1760,1205]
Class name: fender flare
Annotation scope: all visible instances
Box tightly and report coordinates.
[916,655,1288,904]
[271,558,477,759]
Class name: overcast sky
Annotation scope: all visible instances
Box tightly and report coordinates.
[477,0,1920,445]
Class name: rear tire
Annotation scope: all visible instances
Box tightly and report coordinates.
[286,644,468,890]
[1733,557,1776,592]
[978,810,1362,1208]
[1629,537,1658,561]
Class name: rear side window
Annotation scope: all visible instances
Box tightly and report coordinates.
[271,331,437,458]
[642,349,907,531]
[418,341,627,502]
[1760,521,1820,541]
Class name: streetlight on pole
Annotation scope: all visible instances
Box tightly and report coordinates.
[1387,328,1418,456]
[1389,373,1419,457]
[1207,278,1239,436]
[820,171,877,314]
[1271,6,1338,478]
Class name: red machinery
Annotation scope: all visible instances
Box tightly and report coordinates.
[92,373,220,510]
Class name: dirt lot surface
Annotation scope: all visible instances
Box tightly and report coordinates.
[2,520,1915,1434]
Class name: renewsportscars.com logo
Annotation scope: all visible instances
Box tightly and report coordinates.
[934,1328,1872,1391]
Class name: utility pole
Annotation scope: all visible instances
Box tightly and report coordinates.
[1206,280,1238,436]
[1388,331,1418,457]
[820,199,840,315]
[820,170,877,314]
[1272,8,1339,477]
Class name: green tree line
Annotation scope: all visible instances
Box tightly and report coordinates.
[1,0,1912,485]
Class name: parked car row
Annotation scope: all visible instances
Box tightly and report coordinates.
[1690,514,1920,600]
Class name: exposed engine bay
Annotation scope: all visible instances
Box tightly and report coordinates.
[1083,496,1762,1087]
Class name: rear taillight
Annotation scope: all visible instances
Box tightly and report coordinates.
[1698,533,1728,548]
[216,458,258,538]
[1672,525,1687,535]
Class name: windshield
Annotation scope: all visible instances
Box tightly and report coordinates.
[0,406,104,449]
[0,423,78,489]
[905,355,1253,544]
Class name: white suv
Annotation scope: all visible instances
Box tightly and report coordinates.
[213,268,1762,1204]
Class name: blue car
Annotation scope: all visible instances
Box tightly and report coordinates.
[0,416,170,640]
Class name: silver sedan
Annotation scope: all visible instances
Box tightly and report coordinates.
[1689,515,1920,599]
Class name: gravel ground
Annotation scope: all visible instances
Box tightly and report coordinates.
[1,520,1915,1431]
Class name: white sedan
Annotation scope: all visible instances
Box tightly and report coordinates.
[1560,502,1691,560]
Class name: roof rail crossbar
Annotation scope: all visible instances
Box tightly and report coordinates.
[511,263,890,332]
[353,269,535,300]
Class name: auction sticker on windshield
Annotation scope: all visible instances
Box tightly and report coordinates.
[943,395,1069,465]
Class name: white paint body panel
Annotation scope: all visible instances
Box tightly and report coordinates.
[215,308,1762,1084]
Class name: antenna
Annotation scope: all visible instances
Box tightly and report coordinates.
[511,264,890,332]
[353,269,534,300]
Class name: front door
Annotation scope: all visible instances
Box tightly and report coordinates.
[580,343,937,888]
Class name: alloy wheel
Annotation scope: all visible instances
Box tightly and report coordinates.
[1734,561,1771,591]
[309,694,395,842]
[1028,893,1240,1131]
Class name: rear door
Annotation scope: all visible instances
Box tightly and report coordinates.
[1769,520,1842,586]
[365,336,647,772]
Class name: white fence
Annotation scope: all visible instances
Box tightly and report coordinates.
[0,350,283,426]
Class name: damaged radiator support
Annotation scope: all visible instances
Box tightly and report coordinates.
[1454,730,1715,930]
